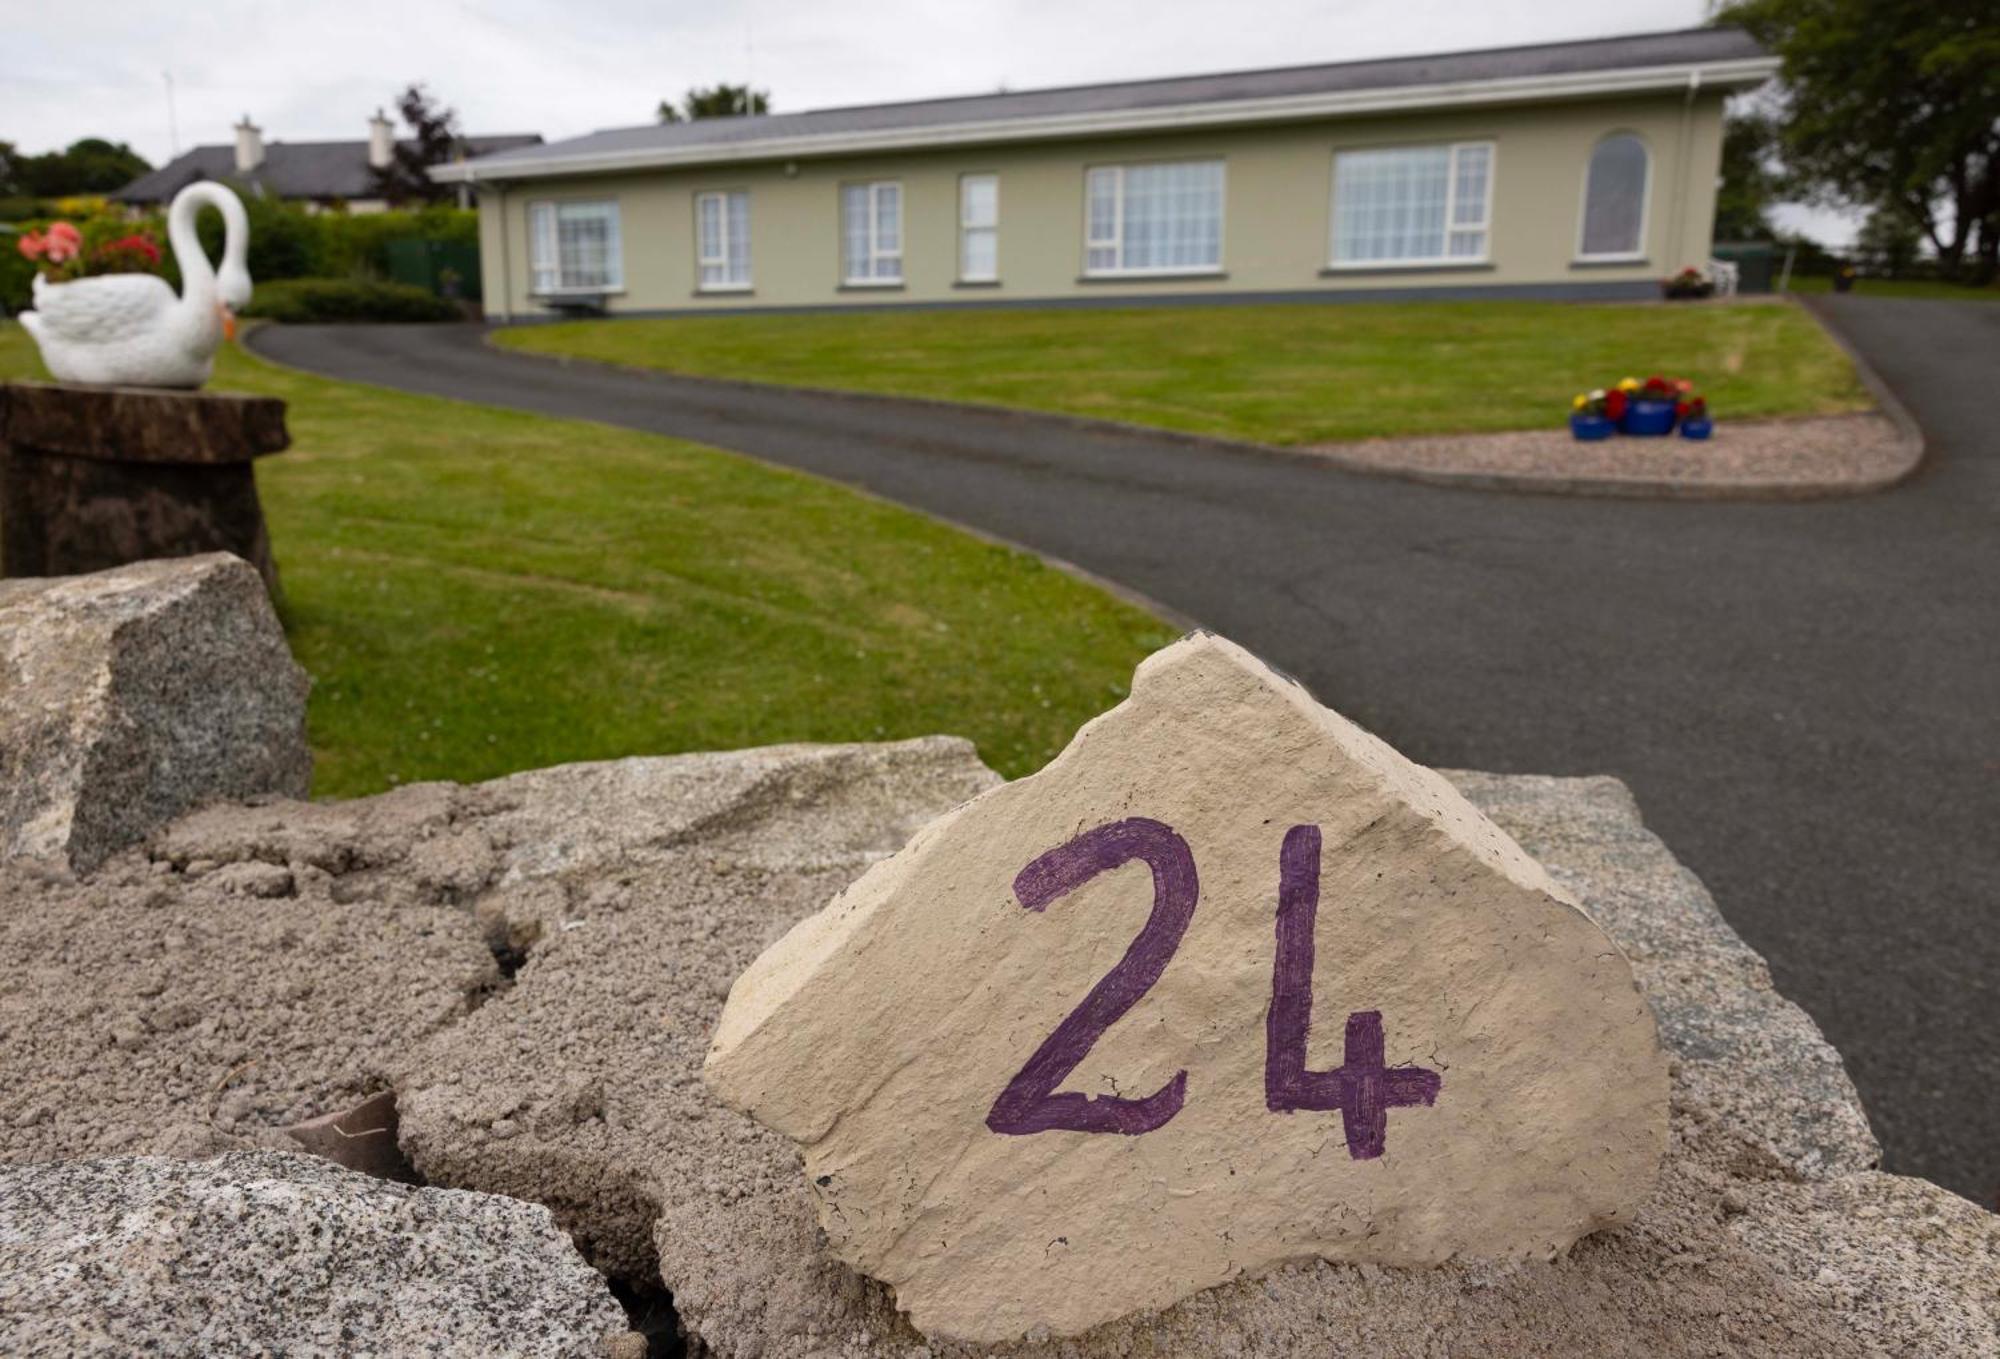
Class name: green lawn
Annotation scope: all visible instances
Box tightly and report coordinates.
[0,324,1173,797]
[1783,275,2000,302]
[496,299,1871,445]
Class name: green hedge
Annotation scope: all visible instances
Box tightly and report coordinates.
[3,197,480,313]
[239,278,461,324]
[192,200,476,287]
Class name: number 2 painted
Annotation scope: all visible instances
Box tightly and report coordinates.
[986,818,1442,1159]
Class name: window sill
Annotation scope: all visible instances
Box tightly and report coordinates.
[953,279,1002,289]
[1319,261,1493,277]
[531,287,626,300]
[1570,255,1650,269]
[693,286,754,296]
[839,280,905,291]
[1077,269,1227,284]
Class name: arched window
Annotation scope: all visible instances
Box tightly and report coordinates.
[1578,134,1649,259]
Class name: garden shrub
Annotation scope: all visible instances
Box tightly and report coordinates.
[5,197,482,313]
[238,277,461,324]
[313,203,477,280]
[191,194,320,283]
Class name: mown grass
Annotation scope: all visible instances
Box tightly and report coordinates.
[0,323,1174,796]
[496,298,1871,445]
[1783,275,2000,302]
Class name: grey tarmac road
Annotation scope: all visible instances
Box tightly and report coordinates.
[251,297,1999,1206]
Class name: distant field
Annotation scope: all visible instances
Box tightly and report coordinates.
[0,323,1172,796]
[497,298,1872,445]
[1783,276,2000,302]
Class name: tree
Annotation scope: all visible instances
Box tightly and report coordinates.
[47,138,152,194]
[0,137,152,198]
[1713,110,1779,241]
[657,84,770,123]
[1856,200,1925,274]
[369,84,465,206]
[1715,0,2000,281]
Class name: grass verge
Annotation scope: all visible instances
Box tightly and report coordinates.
[495,298,1871,445]
[1782,276,2000,302]
[0,323,1174,796]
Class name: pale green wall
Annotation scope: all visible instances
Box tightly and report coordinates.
[476,93,1729,319]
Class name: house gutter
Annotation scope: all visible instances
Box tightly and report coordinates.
[496,178,513,324]
[428,56,1779,186]
[1669,68,1702,271]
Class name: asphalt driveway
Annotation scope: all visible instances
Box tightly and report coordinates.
[252,298,1998,1206]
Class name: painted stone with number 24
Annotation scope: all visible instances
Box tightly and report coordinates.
[704,634,1668,1343]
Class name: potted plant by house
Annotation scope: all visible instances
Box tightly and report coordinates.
[1677,391,1714,439]
[1569,387,1624,440]
[1618,375,1681,436]
[1661,266,1715,301]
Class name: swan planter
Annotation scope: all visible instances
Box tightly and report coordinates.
[19,182,252,390]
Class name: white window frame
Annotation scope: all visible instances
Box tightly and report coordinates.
[1326,140,1496,270]
[842,180,903,287]
[527,198,623,295]
[1574,132,1652,263]
[695,189,752,292]
[1082,160,1227,278]
[958,173,999,283]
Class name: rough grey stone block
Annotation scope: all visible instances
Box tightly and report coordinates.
[0,553,309,872]
[0,1151,631,1357]
[0,728,1988,1358]
[1449,770,1878,1179]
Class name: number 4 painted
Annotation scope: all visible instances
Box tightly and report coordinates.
[987,819,1441,1161]
[1265,824,1441,1159]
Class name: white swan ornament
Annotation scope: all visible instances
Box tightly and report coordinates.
[20,182,253,390]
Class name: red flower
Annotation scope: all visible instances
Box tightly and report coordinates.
[96,233,163,267]
[1604,388,1629,420]
[16,230,45,261]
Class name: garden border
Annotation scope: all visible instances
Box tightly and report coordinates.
[480,297,1922,504]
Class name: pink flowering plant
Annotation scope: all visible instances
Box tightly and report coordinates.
[17,217,165,283]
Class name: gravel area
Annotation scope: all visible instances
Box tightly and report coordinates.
[1305,412,1917,499]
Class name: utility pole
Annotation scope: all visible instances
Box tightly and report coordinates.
[163,70,181,158]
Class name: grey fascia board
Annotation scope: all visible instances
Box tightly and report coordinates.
[430,57,1778,185]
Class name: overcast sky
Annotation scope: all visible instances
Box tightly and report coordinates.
[6,0,1852,244]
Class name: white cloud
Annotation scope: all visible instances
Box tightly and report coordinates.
[22,0,1865,249]
[12,0,1707,161]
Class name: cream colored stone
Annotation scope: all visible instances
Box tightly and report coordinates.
[703,634,1669,1343]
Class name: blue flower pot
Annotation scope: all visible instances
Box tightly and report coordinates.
[1679,417,1714,440]
[1620,398,1679,437]
[1570,413,1616,441]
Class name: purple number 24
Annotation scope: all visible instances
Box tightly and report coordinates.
[987,819,1442,1159]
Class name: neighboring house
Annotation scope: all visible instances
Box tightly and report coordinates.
[439,27,1775,322]
[115,115,541,213]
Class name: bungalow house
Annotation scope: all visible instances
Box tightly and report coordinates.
[434,27,1775,321]
[116,114,540,213]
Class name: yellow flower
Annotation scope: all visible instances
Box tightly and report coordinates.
[1573,394,1588,410]
[1618,377,1640,391]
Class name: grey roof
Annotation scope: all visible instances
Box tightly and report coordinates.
[462,27,1765,176]
[113,134,542,204]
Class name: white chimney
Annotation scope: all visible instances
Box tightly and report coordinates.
[233,115,264,174]
[368,109,395,170]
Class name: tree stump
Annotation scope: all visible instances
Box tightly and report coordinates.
[0,381,290,600]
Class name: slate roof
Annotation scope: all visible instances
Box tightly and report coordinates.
[113,135,542,204]
[455,27,1766,178]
